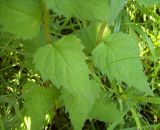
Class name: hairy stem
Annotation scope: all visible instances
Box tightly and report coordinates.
[42,0,51,44]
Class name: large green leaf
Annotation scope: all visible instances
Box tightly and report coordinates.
[0,0,42,39]
[33,35,92,98]
[22,82,58,130]
[46,0,126,23]
[92,32,153,95]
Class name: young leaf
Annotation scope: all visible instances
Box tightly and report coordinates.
[0,0,42,39]
[92,32,153,95]
[33,35,92,98]
[22,82,58,130]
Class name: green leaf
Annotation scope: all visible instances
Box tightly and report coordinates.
[137,0,160,6]
[60,89,92,130]
[46,0,126,23]
[60,80,101,130]
[22,82,58,130]
[108,0,126,24]
[0,0,42,39]
[33,35,101,130]
[89,89,121,123]
[33,35,92,98]
[90,100,121,123]
[45,0,109,21]
[92,32,153,95]
[76,22,98,54]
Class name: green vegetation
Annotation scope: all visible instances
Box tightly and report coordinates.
[0,0,160,130]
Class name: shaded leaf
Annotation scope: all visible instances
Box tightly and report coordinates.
[76,22,99,54]
[90,100,121,123]
[23,30,46,70]
[89,88,121,123]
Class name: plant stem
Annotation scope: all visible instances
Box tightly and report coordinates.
[131,108,142,130]
[42,0,51,44]
[58,18,69,33]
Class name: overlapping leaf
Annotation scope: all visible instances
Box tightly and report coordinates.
[60,80,101,130]
[45,0,108,21]
[108,0,126,24]
[33,35,92,98]
[22,82,58,130]
[76,22,98,54]
[92,32,153,95]
[60,89,92,130]
[45,0,126,23]
[0,0,42,39]
[90,98,121,123]
[23,30,46,70]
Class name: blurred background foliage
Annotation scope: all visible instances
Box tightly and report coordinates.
[0,0,160,130]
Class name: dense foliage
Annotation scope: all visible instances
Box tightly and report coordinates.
[0,0,160,130]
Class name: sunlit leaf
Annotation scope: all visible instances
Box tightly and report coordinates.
[22,82,58,130]
[92,32,153,95]
[0,0,42,39]
[33,35,92,98]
